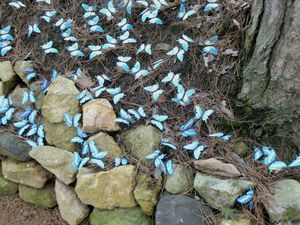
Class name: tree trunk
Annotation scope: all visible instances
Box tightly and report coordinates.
[239,0,300,148]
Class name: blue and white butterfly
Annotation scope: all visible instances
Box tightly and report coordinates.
[161,138,177,150]
[204,0,220,12]
[72,68,82,81]
[26,124,38,137]
[0,26,14,41]
[183,141,206,160]
[140,9,163,25]
[116,106,147,125]
[288,156,300,168]
[17,107,32,120]
[27,24,41,38]
[21,91,35,105]
[117,18,133,31]
[72,152,90,171]
[166,46,185,62]
[119,31,137,44]
[161,71,181,87]
[209,132,231,141]
[22,67,36,82]
[64,113,81,128]
[88,45,102,60]
[0,44,13,57]
[92,74,111,97]
[166,159,174,175]
[172,85,195,106]
[66,43,84,57]
[177,34,194,51]
[200,36,219,55]
[136,0,148,7]
[106,87,125,104]
[151,59,164,70]
[0,107,15,125]
[28,110,37,124]
[55,18,73,31]
[71,127,88,144]
[118,0,133,14]
[179,118,197,137]
[131,61,150,79]
[99,0,117,20]
[146,149,167,174]
[36,0,51,4]
[268,161,287,172]
[177,3,196,20]
[41,10,56,23]
[76,90,94,104]
[136,44,152,55]
[8,1,26,8]
[261,147,276,165]
[144,84,164,101]
[61,29,78,42]
[115,157,128,167]
[153,0,168,10]
[81,3,96,19]
[194,105,214,122]
[150,114,168,131]
[87,16,104,33]
[102,34,118,50]
[116,56,131,72]
[41,41,58,54]
[237,188,254,208]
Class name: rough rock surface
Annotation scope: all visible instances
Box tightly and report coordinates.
[194,159,241,178]
[134,174,162,215]
[266,179,300,222]
[75,166,137,209]
[89,207,151,225]
[55,179,89,225]
[42,76,80,151]
[155,193,213,225]
[194,173,252,209]
[10,85,31,109]
[29,146,77,185]
[0,61,17,95]
[19,183,57,208]
[165,164,194,194]
[13,60,33,86]
[0,131,31,161]
[122,125,161,161]
[1,159,51,188]
[88,132,123,158]
[232,141,248,157]
[29,81,45,110]
[0,163,18,196]
[82,99,120,133]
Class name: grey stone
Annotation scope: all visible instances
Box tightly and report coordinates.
[13,60,33,86]
[0,163,18,196]
[0,61,17,95]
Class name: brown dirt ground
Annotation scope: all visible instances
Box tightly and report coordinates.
[0,195,89,225]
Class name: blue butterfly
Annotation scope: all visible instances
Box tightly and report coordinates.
[166,159,174,175]
[76,90,94,104]
[66,43,84,57]
[209,132,231,141]
[161,71,181,87]
[117,18,133,31]
[41,10,56,23]
[153,0,168,10]
[0,96,11,113]
[0,107,15,125]
[140,9,163,25]
[116,106,146,125]
[136,44,152,55]
[72,68,82,81]
[179,118,197,137]
[0,26,14,41]
[166,46,185,62]
[200,36,219,55]
[102,34,118,50]
[99,0,117,20]
[71,127,89,144]
[14,120,30,136]
[27,24,41,38]
[268,161,287,172]
[288,156,300,168]
[136,0,148,7]
[87,16,103,33]
[161,138,177,150]
[37,124,44,138]
[61,29,78,42]
[116,56,131,72]
[72,152,90,171]
[21,91,35,105]
[106,87,125,104]
[131,61,150,79]
[151,59,164,70]
[144,84,164,101]
[18,107,32,120]
[25,139,39,147]
[119,31,137,44]
[0,41,13,56]
[81,3,96,19]
[41,41,58,54]
[92,74,111,97]
[36,0,51,4]
[55,18,73,31]
[194,105,214,122]
[237,188,254,209]
[177,34,194,51]
[172,85,195,106]
[128,106,147,120]
[183,141,206,160]
[64,113,81,128]
[28,110,37,124]
[8,1,26,8]
[150,114,168,131]
[88,45,103,59]
[118,0,133,14]
[177,3,196,20]
[115,157,128,167]
[261,147,276,165]
[204,2,220,12]
[253,146,263,161]
[146,149,167,174]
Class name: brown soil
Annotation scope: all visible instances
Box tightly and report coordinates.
[0,195,89,225]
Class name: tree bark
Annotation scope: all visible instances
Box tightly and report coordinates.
[240,0,300,148]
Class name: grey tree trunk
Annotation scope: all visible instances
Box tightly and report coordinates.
[239,0,300,148]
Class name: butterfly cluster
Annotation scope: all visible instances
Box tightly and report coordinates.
[0,26,14,56]
[0,96,15,125]
[146,149,173,175]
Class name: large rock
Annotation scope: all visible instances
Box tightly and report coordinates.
[55,179,90,225]
[134,174,162,215]
[89,207,151,225]
[165,164,194,194]
[75,165,137,209]
[13,60,33,86]
[194,173,253,209]
[82,99,120,133]
[29,146,77,185]
[29,81,44,110]
[1,159,51,188]
[19,183,57,208]
[42,76,80,151]
[0,163,18,196]
[0,131,31,161]
[122,125,161,161]
[88,132,123,158]
[0,61,17,95]
[194,159,241,178]
[266,179,300,222]
[155,193,213,225]
[10,85,31,109]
